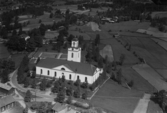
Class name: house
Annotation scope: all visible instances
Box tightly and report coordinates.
[0,95,16,113]
[36,38,103,84]
[0,83,15,96]
[51,102,80,113]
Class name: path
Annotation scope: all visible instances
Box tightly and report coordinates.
[56,53,63,59]
[10,69,56,99]
[133,64,167,91]
[133,94,151,113]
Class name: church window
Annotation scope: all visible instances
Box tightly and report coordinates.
[40,69,43,74]
[77,76,79,80]
[73,42,75,47]
[61,68,65,71]
[69,74,71,79]
[55,72,57,77]
[72,53,73,58]
[85,77,87,82]
[48,70,50,75]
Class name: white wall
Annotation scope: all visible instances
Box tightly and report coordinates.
[67,48,81,62]
[36,66,98,84]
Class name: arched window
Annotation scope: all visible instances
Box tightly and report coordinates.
[69,74,71,79]
[71,53,73,58]
[85,77,87,82]
[77,76,79,80]
[61,68,65,71]
[55,72,57,77]
[40,69,43,74]
[48,70,50,75]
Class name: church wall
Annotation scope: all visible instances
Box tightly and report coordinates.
[36,66,94,84]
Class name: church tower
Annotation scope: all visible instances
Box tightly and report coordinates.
[67,38,81,62]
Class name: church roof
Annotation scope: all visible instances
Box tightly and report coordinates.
[36,58,96,76]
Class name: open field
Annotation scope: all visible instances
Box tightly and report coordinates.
[91,79,142,113]
[156,69,167,79]
[100,31,139,65]
[147,101,162,113]
[122,67,156,93]
[101,21,150,32]
[119,32,167,69]
[133,64,167,91]
[151,38,167,51]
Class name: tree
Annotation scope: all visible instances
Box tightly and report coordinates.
[0,69,9,83]
[73,86,81,98]
[26,37,36,52]
[82,90,88,99]
[66,86,73,96]
[39,19,42,23]
[94,34,100,46]
[40,78,47,91]
[12,29,17,36]
[55,89,65,103]
[51,81,60,93]
[18,26,23,35]
[33,36,43,47]
[67,95,72,104]
[98,57,103,68]
[117,68,123,84]
[74,78,81,86]
[24,90,32,102]
[119,54,125,65]
[50,12,53,18]
[23,107,28,113]
[24,77,30,87]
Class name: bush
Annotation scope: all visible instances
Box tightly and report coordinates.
[128,80,134,87]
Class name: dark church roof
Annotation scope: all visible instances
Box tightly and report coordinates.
[36,58,96,75]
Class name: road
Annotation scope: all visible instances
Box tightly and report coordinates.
[10,69,56,99]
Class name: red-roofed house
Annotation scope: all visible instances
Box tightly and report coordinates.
[36,38,103,84]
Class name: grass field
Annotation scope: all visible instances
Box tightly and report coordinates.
[122,67,156,93]
[119,32,167,69]
[147,101,162,113]
[91,79,142,113]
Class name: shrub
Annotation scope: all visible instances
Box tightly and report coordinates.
[128,80,134,87]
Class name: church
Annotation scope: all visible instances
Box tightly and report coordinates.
[36,38,103,84]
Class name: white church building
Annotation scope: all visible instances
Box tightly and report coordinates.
[36,38,103,84]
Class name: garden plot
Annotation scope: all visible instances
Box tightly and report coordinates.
[133,64,167,91]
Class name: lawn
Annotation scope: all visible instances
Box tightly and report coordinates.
[91,79,142,113]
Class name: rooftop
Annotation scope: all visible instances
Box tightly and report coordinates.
[36,58,96,75]
[0,95,15,108]
[0,83,12,90]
